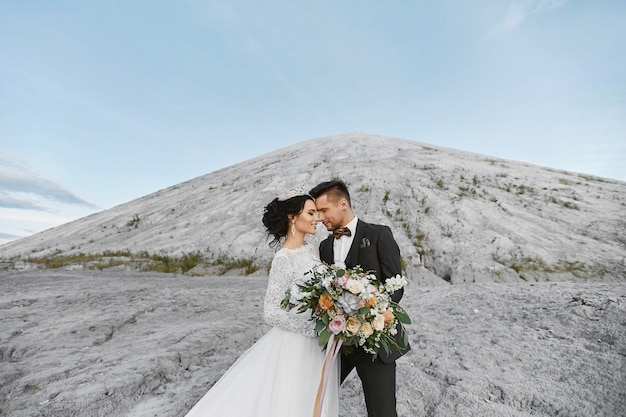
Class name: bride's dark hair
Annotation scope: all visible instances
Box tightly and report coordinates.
[262,194,314,247]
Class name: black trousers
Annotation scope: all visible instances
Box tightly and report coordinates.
[341,350,397,417]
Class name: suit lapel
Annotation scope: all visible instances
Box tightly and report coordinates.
[320,235,334,264]
[345,219,367,268]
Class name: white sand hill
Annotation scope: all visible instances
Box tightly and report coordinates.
[1,133,625,416]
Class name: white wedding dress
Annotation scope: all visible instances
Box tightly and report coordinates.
[184,244,339,417]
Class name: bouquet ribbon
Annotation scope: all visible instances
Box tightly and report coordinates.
[312,333,342,417]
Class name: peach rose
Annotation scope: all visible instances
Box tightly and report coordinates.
[360,322,374,338]
[318,293,334,311]
[364,296,377,307]
[345,316,361,336]
[383,309,394,326]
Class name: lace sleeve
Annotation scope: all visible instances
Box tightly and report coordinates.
[264,253,316,337]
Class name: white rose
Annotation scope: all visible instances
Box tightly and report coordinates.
[346,279,365,295]
[372,314,385,331]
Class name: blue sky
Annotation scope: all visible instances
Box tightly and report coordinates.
[1,0,625,243]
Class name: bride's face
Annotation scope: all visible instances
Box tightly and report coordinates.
[294,200,319,236]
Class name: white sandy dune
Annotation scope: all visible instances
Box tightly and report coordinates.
[1,268,624,417]
[2,134,625,284]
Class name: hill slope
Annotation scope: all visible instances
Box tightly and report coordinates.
[1,133,624,282]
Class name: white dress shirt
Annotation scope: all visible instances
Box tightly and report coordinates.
[333,216,358,263]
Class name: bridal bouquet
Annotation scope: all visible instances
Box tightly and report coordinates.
[283,262,411,359]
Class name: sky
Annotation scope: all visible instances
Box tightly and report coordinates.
[1,0,625,244]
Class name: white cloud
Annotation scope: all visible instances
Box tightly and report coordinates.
[0,201,99,243]
[0,155,97,209]
[0,154,100,242]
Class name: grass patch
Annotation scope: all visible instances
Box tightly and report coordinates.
[411,229,427,256]
[550,197,580,210]
[126,215,140,229]
[491,250,597,276]
[492,251,549,273]
[213,254,261,275]
[26,250,133,269]
[20,250,262,276]
[500,182,535,195]
[148,253,195,273]
[578,174,607,183]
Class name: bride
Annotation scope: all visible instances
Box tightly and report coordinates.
[184,189,339,417]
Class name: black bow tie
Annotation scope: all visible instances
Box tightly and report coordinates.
[333,227,352,239]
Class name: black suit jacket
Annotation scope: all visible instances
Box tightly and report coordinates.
[319,219,411,363]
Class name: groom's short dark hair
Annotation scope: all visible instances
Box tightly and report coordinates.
[309,180,351,207]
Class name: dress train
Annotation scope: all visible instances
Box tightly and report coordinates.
[184,327,339,417]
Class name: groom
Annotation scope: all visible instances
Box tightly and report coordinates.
[309,179,410,417]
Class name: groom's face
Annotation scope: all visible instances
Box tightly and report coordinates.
[314,193,346,231]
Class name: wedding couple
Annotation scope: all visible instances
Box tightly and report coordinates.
[184,180,410,417]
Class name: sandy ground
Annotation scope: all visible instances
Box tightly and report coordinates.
[1,269,625,417]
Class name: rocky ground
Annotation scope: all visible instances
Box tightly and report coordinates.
[1,268,625,416]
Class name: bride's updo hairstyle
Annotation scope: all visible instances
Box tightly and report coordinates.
[262,189,314,247]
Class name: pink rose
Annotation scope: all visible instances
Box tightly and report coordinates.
[328,315,346,334]
[367,284,379,296]
[337,275,349,288]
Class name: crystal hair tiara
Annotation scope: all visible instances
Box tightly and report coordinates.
[278,186,306,201]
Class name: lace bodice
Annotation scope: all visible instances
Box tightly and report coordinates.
[264,244,320,337]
